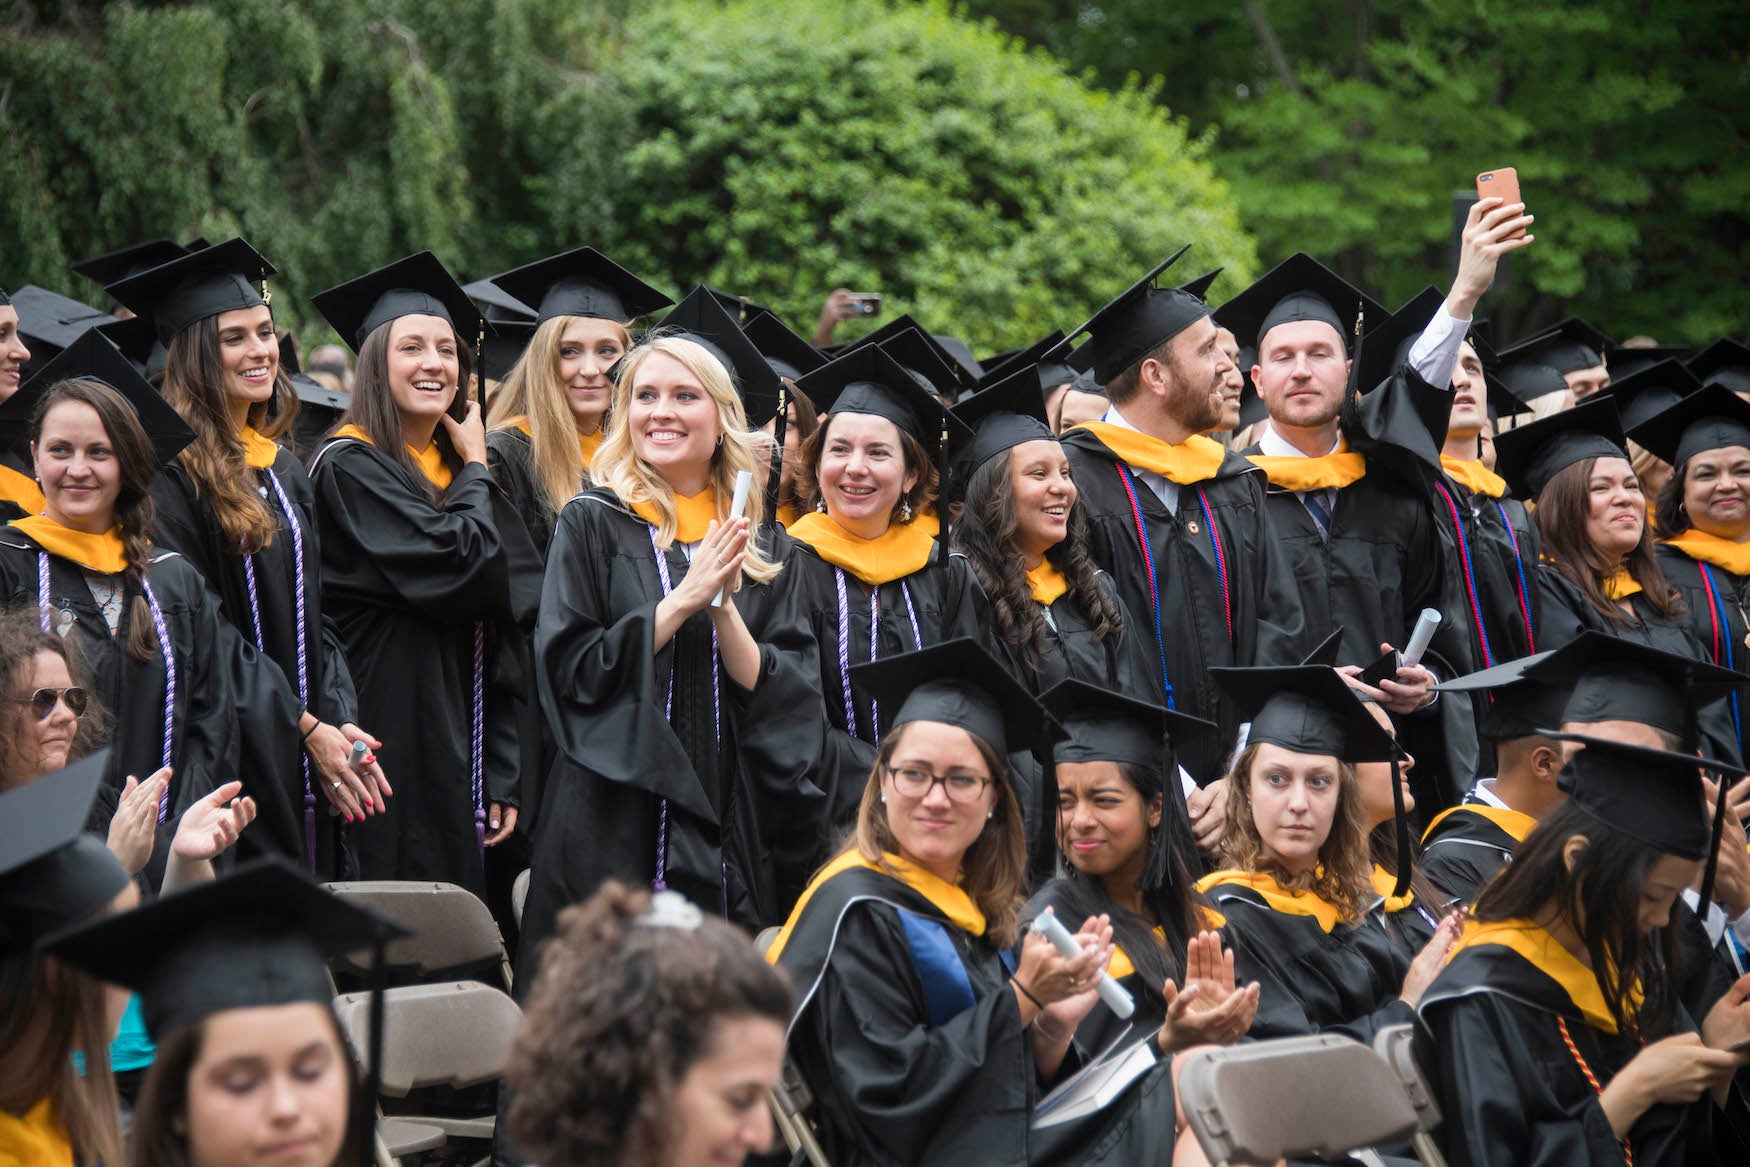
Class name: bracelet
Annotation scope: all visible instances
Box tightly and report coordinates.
[1032,1014,1074,1044]
[1012,976,1045,1012]
[301,720,321,743]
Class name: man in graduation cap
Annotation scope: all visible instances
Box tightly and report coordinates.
[1690,340,1750,402]
[1057,247,1308,783]
[1499,316,1613,403]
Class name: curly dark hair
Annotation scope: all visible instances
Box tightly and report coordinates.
[793,414,939,524]
[0,610,111,787]
[505,882,792,1167]
[951,449,1121,665]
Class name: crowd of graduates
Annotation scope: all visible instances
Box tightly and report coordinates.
[7,183,1750,1167]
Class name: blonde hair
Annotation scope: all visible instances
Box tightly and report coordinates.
[596,336,782,585]
[852,723,1027,947]
[1494,390,1572,432]
[1219,743,1373,926]
[488,315,631,523]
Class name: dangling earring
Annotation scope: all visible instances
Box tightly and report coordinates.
[900,498,913,522]
[716,433,724,448]
[815,497,828,513]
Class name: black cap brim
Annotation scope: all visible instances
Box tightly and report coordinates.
[851,637,1063,759]
[311,252,485,354]
[1490,393,1626,500]
[1211,665,1398,762]
[653,287,784,427]
[6,328,195,466]
[487,246,672,327]
[1626,381,1750,467]
[106,237,274,344]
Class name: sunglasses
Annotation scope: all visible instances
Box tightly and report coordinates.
[7,686,88,720]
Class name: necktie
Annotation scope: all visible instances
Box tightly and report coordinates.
[1304,489,1333,540]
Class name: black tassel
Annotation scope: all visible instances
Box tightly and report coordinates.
[1390,751,1413,900]
[1698,767,1732,912]
[764,381,788,521]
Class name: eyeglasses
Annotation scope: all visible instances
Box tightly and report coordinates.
[7,686,87,720]
[884,765,991,804]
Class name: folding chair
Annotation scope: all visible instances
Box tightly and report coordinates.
[754,927,831,1167]
[1373,1025,1448,1167]
[511,868,531,928]
[325,880,515,993]
[1178,1035,1422,1167]
[334,981,523,1166]
[375,1118,446,1167]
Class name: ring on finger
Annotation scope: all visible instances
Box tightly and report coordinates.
[331,780,342,790]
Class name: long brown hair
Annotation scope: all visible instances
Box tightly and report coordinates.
[329,320,475,506]
[128,1012,364,1167]
[160,313,291,554]
[952,448,1121,663]
[0,954,124,1167]
[1219,743,1373,926]
[772,383,820,516]
[794,416,940,525]
[0,612,111,788]
[30,380,163,662]
[852,723,1027,947]
[486,314,631,522]
[1534,456,1683,625]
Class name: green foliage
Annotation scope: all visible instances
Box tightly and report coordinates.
[588,0,1253,351]
[964,0,1750,343]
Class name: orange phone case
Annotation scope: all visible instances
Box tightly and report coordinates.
[1475,168,1526,239]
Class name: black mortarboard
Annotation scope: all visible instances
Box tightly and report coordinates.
[1498,317,1612,375]
[479,319,538,384]
[1524,630,1748,750]
[796,344,971,451]
[1626,383,1750,468]
[95,315,159,371]
[1211,665,1398,763]
[289,372,350,415]
[311,252,484,353]
[744,311,827,383]
[10,285,114,361]
[0,751,129,955]
[461,277,536,324]
[6,328,196,466]
[1357,286,1446,395]
[851,637,1063,759]
[654,286,784,427]
[949,361,1057,475]
[1040,678,1212,769]
[1605,343,1691,383]
[105,237,273,344]
[68,238,191,289]
[842,314,975,395]
[1498,360,1570,406]
[1490,393,1626,500]
[1178,268,1224,302]
[1068,364,1107,399]
[486,246,672,327]
[1542,735,1720,861]
[703,287,779,327]
[1605,359,1702,435]
[1214,252,1387,357]
[1236,358,1266,429]
[1062,245,1213,384]
[934,335,983,382]
[43,857,407,1039]
[977,331,1068,390]
[1436,653,1571,742]
[1687,339,1750,397]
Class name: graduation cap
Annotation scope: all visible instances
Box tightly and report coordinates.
[485,246,672,327]
[1211,665,1398,763]
[1603,359,1702,436]
[1498,317,1612,376]
[1213,252,1387,358]
[1235,352,1265,430]
[1436,653,1570,742]
[10,285,115,364]
[1178,268,1224,302]
[933,335,983,382]
[68,238,192,289]
[1497,361,1570,408]
[744,311,827,383]
[0,750,130,956]
[310,252,484,354]
[1625,382,1750,469]
[1356,286,1446,395]
[289,372,351,415]
[4,328,196,466]
[1490,393,1626,500]
[1687,339,1750,397]
[1606,343,1691,382]
[1061,244,1212,385]
[478,319,539,384]
[796,343,972,454]
[653,286,783,427]
[1523,630,1749,750]
[105,237,274,346]
[95,314,159,371]
[976,331,1068,391]
[461,277,536,324]
[840,314,974,394]
[850,637,1063,760]
[949,360,1057,476]
[1539,733,1730,862]
[1040,678,1212,770]
[702,287,780,327]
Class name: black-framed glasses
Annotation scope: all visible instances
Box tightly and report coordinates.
[884,764,991,804]
[7,686,87,720]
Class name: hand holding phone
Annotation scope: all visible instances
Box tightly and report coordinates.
[1475,168,1527,239]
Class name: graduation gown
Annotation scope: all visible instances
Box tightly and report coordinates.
[1059,426,1306,779]
[485,426,562,561]
[1657,541,1750,757]
[1535,564,1741,765]
[0,448,42,525]
[149,447,358,868]
[1021,878,1171,1057]
[1418,797,1535,905]
[523,489,822,959]
[1418,918,1716,1166]
[1432,464,1542,669]
[1367,866,1442,959]
[770,852,1181,1167]
[309,437,532,895]
[1195,872,1414,1044]
[986,567,1157,700]
[0,529,261,856]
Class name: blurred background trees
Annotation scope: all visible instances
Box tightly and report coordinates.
[3,0,1743,349]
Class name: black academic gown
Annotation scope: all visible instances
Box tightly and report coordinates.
[309,438,534,896]
[760,538,987,830]
[522,490,822,962]
[0,530,265,878]
[1657,544,1750,758]
[149,449,358,870]
[1059,428,1306,780]
[1433,478,1542,670]
[1021,879,1171,1057]
[1418,936,1716,1166]
[774,863,1181,1167]
[484,428,561,561]
[1418,795,1534,905]
[1535,564,1741,765]
[1197,879,1415,1044]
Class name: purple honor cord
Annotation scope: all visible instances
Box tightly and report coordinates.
[833,567,922,745]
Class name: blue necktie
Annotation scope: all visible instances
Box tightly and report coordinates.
[1304,490,1333,540]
